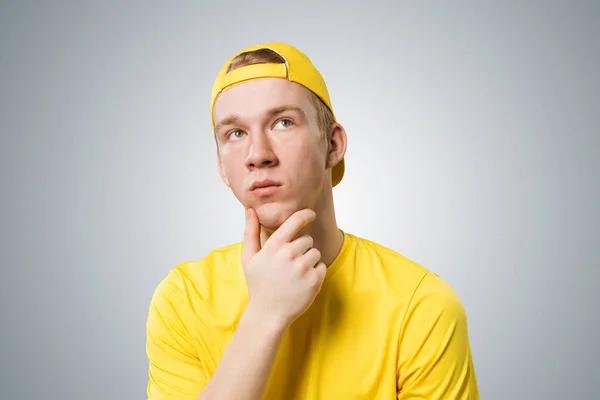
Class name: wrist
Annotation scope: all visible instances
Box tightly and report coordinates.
[242,302,289,336]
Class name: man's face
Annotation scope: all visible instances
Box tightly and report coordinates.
[213,78,330,231]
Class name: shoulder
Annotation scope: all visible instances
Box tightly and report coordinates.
[149,241,243,310]
[409,271,467,320]
[394,271,478,397]
[353,234,429,273]
[347,233,432,289]
[146,242,244,344]
[347,233,465,314]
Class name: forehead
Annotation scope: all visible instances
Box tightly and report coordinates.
[213,78,314,124]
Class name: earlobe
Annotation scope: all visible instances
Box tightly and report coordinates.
[216,149,231,187]
[327,122,348,169]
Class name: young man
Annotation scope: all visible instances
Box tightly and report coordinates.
[146,42,479,400]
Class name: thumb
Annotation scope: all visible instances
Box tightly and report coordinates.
[242,208,261,266]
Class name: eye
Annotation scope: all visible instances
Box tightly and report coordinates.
[227,129,245,140]
[274,119,294,129]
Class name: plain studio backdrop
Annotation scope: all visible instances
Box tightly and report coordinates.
[1,1,598,399]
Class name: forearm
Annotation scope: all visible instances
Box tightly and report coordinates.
[197,306,287,400]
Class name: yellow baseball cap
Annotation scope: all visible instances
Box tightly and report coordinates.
[210,42,345,188]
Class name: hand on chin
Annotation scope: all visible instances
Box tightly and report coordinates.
[253,202,299,232]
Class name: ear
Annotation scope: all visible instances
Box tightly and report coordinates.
[326,122,348,170]
[216,148,231,188]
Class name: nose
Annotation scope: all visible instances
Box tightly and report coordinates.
[245,131,278,169]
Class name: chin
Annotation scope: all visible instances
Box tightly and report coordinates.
[254,202,302,232]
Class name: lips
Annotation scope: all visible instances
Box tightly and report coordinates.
[250,179,282,191]
[249,179,282,197]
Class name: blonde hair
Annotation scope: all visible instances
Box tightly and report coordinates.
[225,48,335,140]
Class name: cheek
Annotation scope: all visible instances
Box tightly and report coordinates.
[296,139,327,167]
[287,143,327,183]
[220,154,248,200]
[220,146,245,176]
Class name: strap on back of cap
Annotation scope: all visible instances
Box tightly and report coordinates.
[220,63,288,90]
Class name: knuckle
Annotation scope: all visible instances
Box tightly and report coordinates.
[266,238,280,251]
[285,247,296,261]
[295,258,311,273]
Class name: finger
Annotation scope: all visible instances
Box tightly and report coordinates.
[312,262,327,286]
[296,247,321,273]
[242,208,261,266]
[266,209,316,249]
[286,235,314,258]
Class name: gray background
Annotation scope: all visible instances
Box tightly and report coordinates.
[1,1,598,399]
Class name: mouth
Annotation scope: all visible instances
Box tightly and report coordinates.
[250,179,282,197]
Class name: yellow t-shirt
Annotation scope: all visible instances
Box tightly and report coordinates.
[146,231,479,399]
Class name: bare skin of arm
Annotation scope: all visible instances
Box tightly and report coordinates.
[197,208,326,400]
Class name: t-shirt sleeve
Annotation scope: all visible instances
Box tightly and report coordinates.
[397,272,479,400]
[146,268,209,400]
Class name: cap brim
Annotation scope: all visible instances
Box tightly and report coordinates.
[332,158,345,187]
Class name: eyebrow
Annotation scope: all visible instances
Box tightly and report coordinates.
[214,115,240,135]
[214,105,306,134]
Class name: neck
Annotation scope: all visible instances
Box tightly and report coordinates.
[258,187,344,268]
